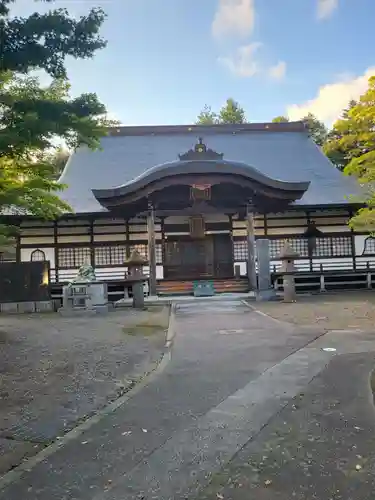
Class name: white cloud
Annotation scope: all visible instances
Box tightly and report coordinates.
[269,61,287,80]
[218,43,262,77]
[317,0,339,20]
[287,67,375,125]
[218,44,287,81]
[212,0,255,39]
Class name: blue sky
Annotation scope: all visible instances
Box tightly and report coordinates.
[13,0,375,126]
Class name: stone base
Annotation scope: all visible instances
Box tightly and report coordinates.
[58,303,111,317]
[58,307,97,317]
[0,300,55,314]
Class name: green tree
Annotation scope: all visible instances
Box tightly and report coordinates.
[271,113,328,146]
[272,115,289,123]
[0,0,113,242]
[195,105,218,125]
[196,98,247,125]
[323,78,375,230]
[218,98,247,124]
[302,112,328,147]
[323,100,357,170]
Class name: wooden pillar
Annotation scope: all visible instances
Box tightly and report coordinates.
[147,202,157,296]
[15,219,21,263]
[89,218,95,268]
[53,220,59,283]
[348,208,356,270]
[306,210,313,272]
[263,213,268,236]
[125,219,130,258]
[246,205,257,290]
[160,216,166,266]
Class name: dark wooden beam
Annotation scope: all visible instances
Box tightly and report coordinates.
[89,218,95,268]
[147,202,157,296]
[246,204,257,291]
[53,220,59,282]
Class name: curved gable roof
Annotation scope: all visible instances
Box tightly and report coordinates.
[59,122,362,213]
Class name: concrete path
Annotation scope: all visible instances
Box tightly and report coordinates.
[0,299,354,499]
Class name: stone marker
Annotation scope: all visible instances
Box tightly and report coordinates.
[256,239,276,301]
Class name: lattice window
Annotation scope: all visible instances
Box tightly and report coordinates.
[94,245,127,266]
[269,239,287,259]
[233,240,248,261]
[155,244,163,265]
[30,249,46,261]
[58,247,91,268]
[129,244,148,260]
[331,236,352,256]
[289,238,309,257]
[363,237,375,255]
[313,236,351,257]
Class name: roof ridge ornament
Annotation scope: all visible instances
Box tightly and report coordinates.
[178,138,224,161]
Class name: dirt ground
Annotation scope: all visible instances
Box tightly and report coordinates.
[252,291,375,331]
[0,305,169,475]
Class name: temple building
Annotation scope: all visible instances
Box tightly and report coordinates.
[3,121,373,296]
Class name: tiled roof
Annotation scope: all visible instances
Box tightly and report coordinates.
[58,122,362,214]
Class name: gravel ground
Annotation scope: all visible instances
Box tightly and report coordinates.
[0,306,169,475]
[252,291,375,331]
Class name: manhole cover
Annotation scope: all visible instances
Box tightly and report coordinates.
[218,329,246,335]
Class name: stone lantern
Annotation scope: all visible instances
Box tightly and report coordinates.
[125,250,147,277]
[278,242,299,302]
[124,250,149,309]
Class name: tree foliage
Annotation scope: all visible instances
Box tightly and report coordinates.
[195,105,217,125]
[272,115,289,123]
[0,0,114,241]
[196,98,247,125]
[323,80,375,230]
[218,98,247,124]
[302,112,328,147]
[323,100,357,170]
[271,113,328,146]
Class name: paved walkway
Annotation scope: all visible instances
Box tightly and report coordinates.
[0,299,373,499]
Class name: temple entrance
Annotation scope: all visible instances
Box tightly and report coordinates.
[164,234,233,280]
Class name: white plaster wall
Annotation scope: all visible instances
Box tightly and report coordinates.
[57,226,90,235]
[267,227,305,235]
[234,262,247,276]
[58,235,90,244]
[94,233,127,242]
[311,258,353,271]
[315,225,349,233]
[20,247,55,267]
[354,235,367,256]
[20,236,54,245]
[356,256,375,268]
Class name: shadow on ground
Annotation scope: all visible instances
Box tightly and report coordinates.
[0,306,169,475]
[195,352,375,500]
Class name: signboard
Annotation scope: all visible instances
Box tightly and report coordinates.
[0,262,51,303]
[193,280,215,297]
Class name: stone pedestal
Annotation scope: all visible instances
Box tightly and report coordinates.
[256,239,277,301]
[59,282,109,316]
